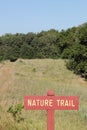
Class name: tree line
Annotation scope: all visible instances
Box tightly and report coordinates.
[0,23,87,79]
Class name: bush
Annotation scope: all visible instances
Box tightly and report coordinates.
[61,48,72,59]
[7,103,24,123]
[9,56,18,62]
[66,44,87,80]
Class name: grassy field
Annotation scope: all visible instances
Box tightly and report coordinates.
[0,59,87,130]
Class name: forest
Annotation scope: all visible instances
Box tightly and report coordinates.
[0,22,87,79]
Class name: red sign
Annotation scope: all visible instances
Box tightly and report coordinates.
[24,96,78,110]
[24,90,79,130]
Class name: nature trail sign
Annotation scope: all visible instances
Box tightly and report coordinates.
[24,90,79,130]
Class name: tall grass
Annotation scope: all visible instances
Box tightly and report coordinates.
[0,59,87,130]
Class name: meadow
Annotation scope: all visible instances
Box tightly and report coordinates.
[0,59,87,130]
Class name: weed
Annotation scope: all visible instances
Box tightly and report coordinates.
[32,68,36,72]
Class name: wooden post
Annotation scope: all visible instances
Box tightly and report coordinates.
[47,90,55,130]
[47,110,54,130]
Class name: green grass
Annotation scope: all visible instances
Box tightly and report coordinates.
[0,59,87,130]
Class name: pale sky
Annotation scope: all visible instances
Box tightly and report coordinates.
[0,0,87,35]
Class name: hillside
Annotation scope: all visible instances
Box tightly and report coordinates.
[0,23,87,80]
[0,59,87,130]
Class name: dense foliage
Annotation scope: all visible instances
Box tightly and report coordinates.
[0,23,87,79]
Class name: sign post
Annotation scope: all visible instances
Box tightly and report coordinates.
[47,90,55,130]
[24,90,79,130]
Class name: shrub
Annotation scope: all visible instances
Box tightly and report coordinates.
[7,103,24,123]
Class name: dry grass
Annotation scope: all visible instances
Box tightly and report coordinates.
[0,59,87,130]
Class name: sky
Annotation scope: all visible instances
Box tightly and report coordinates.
[0,0,87,36]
